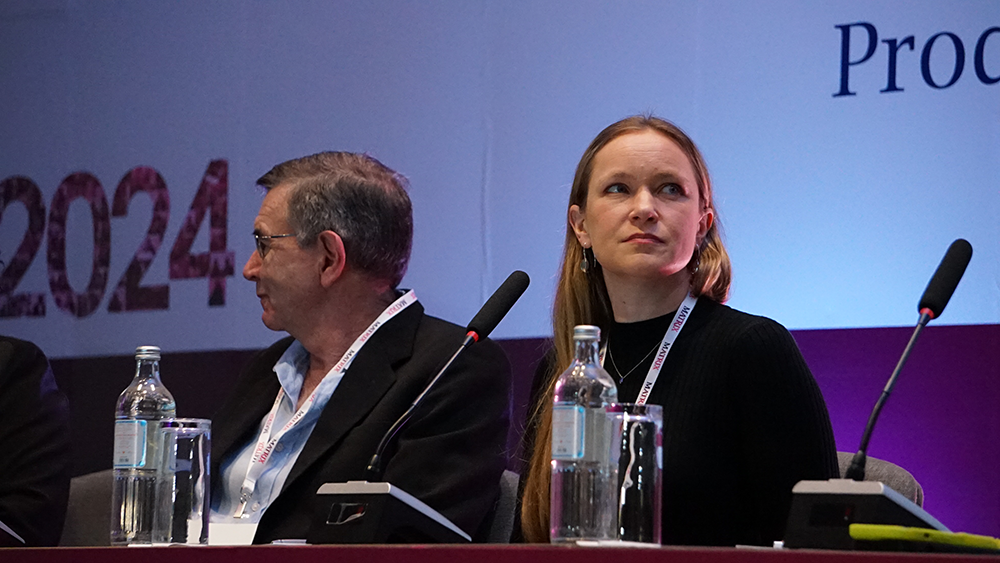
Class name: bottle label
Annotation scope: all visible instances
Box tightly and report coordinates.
[113,419,147,468]
[551,404,585,459]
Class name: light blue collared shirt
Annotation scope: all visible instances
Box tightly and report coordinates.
[211,340,345,523]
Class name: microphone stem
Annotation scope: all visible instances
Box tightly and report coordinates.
[364,333,477,481]
[846,311,931,480]
[411,333,476,408]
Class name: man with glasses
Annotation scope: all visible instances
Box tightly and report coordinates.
[210,152,511,543]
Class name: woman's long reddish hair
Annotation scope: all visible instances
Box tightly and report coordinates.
[519,115,732,542]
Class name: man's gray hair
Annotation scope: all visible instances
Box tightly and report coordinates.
[257,152,413,288]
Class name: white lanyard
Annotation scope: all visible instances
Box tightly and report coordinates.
[600,293,698,406]
[233,290,418,518]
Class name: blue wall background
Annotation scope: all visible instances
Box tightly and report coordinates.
[1,0,997,355]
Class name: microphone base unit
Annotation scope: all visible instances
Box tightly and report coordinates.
[307,481,471,544]
[783,479,948,551]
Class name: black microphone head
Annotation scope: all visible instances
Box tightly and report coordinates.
[917,239,972,319]
[467,270,530,340]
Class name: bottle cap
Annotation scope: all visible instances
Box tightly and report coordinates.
[135,345,161,360]
[573,325,600,341]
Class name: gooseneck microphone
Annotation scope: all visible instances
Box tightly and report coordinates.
[364,270,530,480]
[466,270,532,343]
[844,239,972,481]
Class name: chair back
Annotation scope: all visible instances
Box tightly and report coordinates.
[59,469,112,546]
[486,470,520,543]
[837,452,924,506]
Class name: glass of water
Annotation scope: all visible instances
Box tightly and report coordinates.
[153,418,211,545]
[608,403,663,544]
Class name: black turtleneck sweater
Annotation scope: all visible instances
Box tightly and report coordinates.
[522,298,838,547]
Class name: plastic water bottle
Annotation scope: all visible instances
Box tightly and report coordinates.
[550,325,619,543]
[111,346,176,545]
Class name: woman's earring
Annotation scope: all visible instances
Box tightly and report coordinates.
[580,247,590,273]
[689,246,702,275]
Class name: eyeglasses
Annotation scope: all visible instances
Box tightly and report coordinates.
[253,232,296,258]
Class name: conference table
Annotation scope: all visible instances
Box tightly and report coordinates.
[7,544,997,562]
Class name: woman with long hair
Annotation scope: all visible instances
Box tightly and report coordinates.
[519,115,837,546]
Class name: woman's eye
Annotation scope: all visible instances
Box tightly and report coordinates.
[606,183,628,194]
[659,183,683,196]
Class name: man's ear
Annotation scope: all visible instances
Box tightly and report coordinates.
[316,230,347,287]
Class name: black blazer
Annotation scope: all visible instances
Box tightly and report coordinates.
[0,336,71,547]
[211,302,512,543]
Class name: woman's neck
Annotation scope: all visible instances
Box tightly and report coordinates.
[603,269,691,323]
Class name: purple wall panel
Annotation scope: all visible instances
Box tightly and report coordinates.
[793,323,1000,538]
